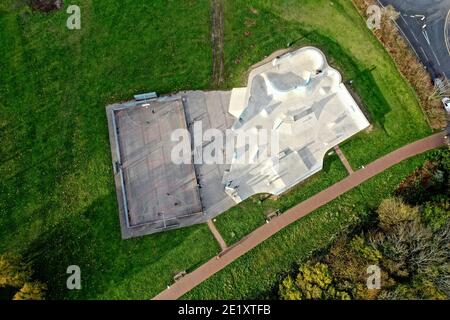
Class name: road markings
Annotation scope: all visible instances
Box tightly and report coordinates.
[401,15,409,26]
[430,47,442,66]
[420,46,430,61]
[445,10,450,56]
[395,21,420,58]
[422,30,431,45]
[410,29,420,42]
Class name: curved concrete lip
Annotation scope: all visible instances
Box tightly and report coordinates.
[106,47,370,237]
[225,46,370,203]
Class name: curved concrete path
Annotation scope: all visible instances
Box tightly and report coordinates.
[153,132,446,300]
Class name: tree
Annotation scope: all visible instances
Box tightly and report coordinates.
[377,198,419,231]
[371,205,449,278]
[423,196,450,231]
[0,253,46,300]
[279,262,350,300]
[0,253,32,288]
[395,149,449,205]
[379,275,447,300]
[13,282,47,300]
[29,0,63,12]
[279,276,302,300]
[430,78,450,100]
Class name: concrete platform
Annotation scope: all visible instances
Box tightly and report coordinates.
[107,92,236,238]
[224,47,370,202]
[106,47,370,239]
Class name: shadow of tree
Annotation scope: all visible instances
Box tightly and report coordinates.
[23,192,214,299]
[23,214,96,299]
[300,30,391,131]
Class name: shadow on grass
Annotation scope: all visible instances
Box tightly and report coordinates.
[297,30,391,130]
[23,213,97,299]
[22,192,215,299]
[223,6,392,130]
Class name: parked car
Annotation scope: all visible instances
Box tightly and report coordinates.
[443,97,450,113]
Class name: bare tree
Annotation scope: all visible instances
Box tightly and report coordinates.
[430,78,450,100]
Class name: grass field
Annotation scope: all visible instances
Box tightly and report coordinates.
[0,0,219,299]
[220,0,431,167]
[184,151,436,299]
[211,0,433,249]
[0,0,434,300]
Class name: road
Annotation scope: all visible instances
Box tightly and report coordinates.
[378,0,450,79]
[153,132,446,300]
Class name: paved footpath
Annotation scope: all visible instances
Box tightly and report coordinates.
[153,133,446,300]
[334,145,354,174]
[207,219,227,251]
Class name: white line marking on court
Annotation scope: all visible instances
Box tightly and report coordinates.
[420,47,429,61]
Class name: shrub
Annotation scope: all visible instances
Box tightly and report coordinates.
[0,253,46,300]
[279,262,351,300]
[29,0,63,12]
[379,275,447,300]
[422,196,450,232]
[352,0,446,129]
[377,198,419,231]
[395,155,448,205]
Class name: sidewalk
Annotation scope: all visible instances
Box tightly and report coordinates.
[153,132,446,300]
[207,219,227,251]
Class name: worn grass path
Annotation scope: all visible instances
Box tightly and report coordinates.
[211,0,225,87]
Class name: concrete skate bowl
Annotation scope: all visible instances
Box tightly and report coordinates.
[225,46,370,202]
[265,47,327,92]
[239,47,342,126]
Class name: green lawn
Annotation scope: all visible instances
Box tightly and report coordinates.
[0,0,219,299]
[0,0,434,300]
[220,0,431,168]
[184,151,437,299]
[213,0,433,245]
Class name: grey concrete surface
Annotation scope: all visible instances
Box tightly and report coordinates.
[106,92,236,238]
[224,47,369,202]
[106,48,369,238]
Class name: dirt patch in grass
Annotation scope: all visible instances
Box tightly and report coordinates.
[211,0,225,87]
[29,0,63,12]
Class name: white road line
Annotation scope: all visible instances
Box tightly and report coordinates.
[410,30,420,42]
[420,47,430,61]
[396,23,420,58]
[401,15,409,26]
[445,10,450,56]
[422,30,431,45]
[430,47,442,66]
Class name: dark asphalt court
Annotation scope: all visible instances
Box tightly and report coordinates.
[379,0,450,79]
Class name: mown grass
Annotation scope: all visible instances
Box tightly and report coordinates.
[184,151,437,299]
[0,0,434,300]
[220,0,431,168]
[212,0,433,246]
[0,0,219,299]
